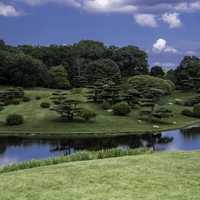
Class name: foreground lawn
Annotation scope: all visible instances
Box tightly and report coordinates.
[0,88,199,137]
[0,152,200,200]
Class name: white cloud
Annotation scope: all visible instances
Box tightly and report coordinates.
[0,2,20,16]
[153,38,178,54]
[185,50,198,56]
[175,1,200,12]
[134,14,157,27]
[161,13,182,28]
[83,0,137,13]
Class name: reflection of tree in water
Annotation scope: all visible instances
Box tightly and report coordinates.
[50,134,162,154]
[181,128,200,139]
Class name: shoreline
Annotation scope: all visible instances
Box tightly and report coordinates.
[0,120,199,139]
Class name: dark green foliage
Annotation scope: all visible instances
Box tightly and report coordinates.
[150,66,165,77]
[175,56,200,90]
[79,108,97,121]
[85,59,121,84]
[40,102,50,108]
[0,88,24,106]
[6,114,24,126]
[88,80,121,104]
[184,95,200,106]
[182,109,195,117]
[35,96,41,100]
[0,40,149,88]
[109,45,148,77]
[51,92,82,121]
[48,65,70,89]
[102,101,111,110]
[0,106,4,111]
[23,96,31,102]
[193,104,200,117]
[128,75,175,95]
[151,107,173,122]
[112,102,131,116]
[123,89,141,108]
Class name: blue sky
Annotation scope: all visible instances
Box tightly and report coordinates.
[0,0,200,69]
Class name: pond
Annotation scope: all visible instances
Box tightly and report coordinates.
[0,128,200,166]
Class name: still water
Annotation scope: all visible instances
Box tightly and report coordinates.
[0,128,200,166]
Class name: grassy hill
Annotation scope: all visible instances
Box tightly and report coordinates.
[0,88,199,137]
[0,152,199,200]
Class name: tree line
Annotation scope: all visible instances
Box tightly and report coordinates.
[0,39,200,90]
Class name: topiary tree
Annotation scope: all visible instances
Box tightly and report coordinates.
[128,75,175,95]
[50,91,82,121]
[151,107,173,123]
[112,102,131,116]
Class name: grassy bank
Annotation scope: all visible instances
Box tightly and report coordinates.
[0,148,152,173]
[0,88,199,137]
[0,151,199,200]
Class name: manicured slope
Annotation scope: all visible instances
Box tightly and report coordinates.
[0,88,199,137]
[0,152,200,200]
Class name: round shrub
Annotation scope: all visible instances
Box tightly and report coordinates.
[6,114,24,126]
[40,102,50,108]
[35,96,41,100]
[181,109,195,117]
[128,75,175,95]
[79,108,97,121]
[112,102,131,116]
[23,96,31,102]
[102,101,110,110]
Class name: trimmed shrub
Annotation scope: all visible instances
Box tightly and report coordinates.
[112,102,131,116]
[23,96,31,102]
[40,102,50,108]
[35,96,41,100]
[128,75,175,95]
[79,108,97,121]
[6,114,24,126]
[182,109,196,118]
[102,101,111,110]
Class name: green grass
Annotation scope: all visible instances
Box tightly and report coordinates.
[0,87,199,137]
[0,148,152,173]
[0,151,199,200]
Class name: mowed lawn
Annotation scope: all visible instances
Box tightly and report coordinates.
[0,152,200,200]
[0,88,199,136]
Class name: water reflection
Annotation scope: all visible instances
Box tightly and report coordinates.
[0,128,200,166]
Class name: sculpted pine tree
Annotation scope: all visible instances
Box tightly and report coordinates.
[50,91,82,121]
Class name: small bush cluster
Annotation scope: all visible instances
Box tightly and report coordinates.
[184,95,200,106]
[102,101,110,110]
[40,102,50,108]
[182,104,200,118]
[79,108,97,121]
[35,96,41,100]
[23,96,31,102]
[112,102,131,116]
[0,148,152,174]
[6,114,24,126]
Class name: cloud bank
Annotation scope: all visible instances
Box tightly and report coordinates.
[3,0,200,29]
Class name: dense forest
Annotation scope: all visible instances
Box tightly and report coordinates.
[0,39,200,90]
